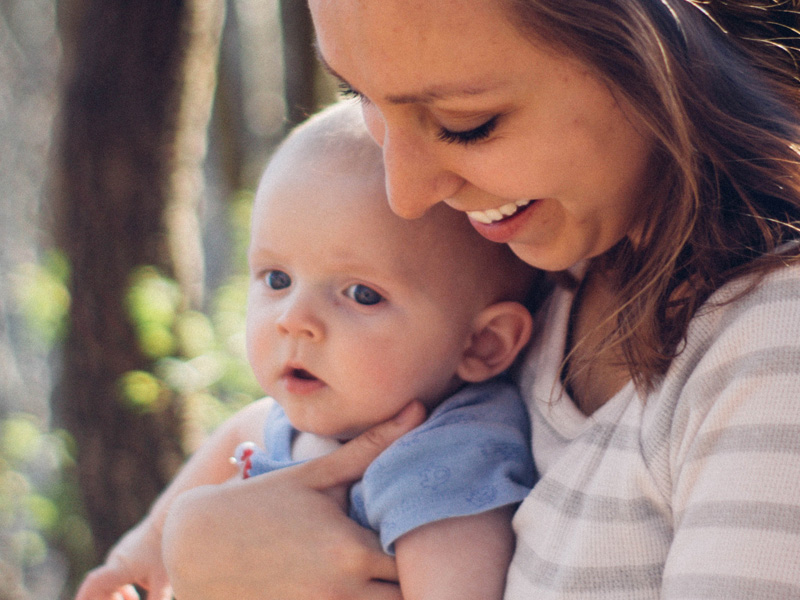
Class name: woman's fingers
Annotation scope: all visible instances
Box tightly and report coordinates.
[298,401,426,490]
[347,518,400,582]
[162,402,424,600]
[361,580,404,600]
[145,578,173,600]
[110,586,139,600]
[75,569,141,600]
[364,552,401,583]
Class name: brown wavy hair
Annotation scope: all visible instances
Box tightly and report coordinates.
[507,0,800,389]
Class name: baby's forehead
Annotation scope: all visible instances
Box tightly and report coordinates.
[370,205,509,284]
[257,120,517,292]
[266,153,500,260]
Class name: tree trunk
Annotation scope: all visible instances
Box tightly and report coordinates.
[53,0,218,560]
[166,1,225,310]
[280,0,317,127]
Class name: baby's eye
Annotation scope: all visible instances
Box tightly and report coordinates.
[345,284,384,306]
[265,270,291,290]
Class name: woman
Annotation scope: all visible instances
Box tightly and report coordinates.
[162,1,800,598]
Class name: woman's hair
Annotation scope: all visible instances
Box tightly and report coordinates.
[507,0,800,390]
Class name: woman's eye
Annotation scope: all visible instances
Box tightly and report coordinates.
[345,284,384,306]
[437,115,499,145]
[338,82,369,104]
[338,81,358,98]
[265,270,291,290]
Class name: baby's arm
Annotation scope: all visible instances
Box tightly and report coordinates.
[395,505,516,600]
[74,398,273,600]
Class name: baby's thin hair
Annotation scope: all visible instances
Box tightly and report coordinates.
[274,100,381,174]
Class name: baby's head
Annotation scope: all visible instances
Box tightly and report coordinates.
[246,101,541,439]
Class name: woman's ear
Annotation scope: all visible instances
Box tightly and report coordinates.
[456,301,533,383]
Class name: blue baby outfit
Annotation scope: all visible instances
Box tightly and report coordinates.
[248,378,536,554]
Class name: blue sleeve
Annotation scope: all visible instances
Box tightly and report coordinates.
[356,380,536,555]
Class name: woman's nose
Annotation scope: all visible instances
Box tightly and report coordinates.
[275,294,325,340]
[363,106,463,220]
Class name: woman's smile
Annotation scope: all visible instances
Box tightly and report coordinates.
[466,198,534,224]
[464,199,540,244]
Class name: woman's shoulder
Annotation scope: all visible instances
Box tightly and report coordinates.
[703,253,800,308]
[641,258,800,459]
[663,257,800,382]
[687,258,800,347]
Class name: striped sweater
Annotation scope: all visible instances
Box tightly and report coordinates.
[506,261,800,599]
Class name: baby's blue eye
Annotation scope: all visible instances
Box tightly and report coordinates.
[265,270,291,290]
[345,284,384,306]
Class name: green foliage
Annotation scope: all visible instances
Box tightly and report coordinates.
[0,413,94,594]
[2,253,87,590]
[120,192,263,438]
[119,370,164,412]
[4,190,263,596]
[12,249,71,348]
[123,266,262,437]
[228,189,255,268]
[125,266,181,360]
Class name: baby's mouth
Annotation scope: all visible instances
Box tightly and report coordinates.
[467,199,533,224]
[281,365,323,384]
[290,368,317,381]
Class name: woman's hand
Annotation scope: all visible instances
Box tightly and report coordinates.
[162,402,426,600]
[74,516,172,600]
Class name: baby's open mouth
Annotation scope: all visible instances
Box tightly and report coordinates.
[290,368,317,381]
[280,365,326,393]
[282,365,322,382]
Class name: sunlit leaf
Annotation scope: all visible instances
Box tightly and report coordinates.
[25,494,59,532]
[119,370,162,411]
[176,310,216,358]
[1,416,44,463]
[125,266,182,329]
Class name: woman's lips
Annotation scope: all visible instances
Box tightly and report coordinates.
[466,199,538,244]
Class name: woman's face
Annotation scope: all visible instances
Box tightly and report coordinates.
[309,0,657,271]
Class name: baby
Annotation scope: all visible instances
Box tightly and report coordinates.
[75,101,541,600]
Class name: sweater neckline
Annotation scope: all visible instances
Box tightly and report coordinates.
[519,274,635,441]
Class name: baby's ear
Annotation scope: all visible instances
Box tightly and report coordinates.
[457,301,533,383]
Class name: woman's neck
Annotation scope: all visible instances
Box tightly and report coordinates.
[563,266,631,415]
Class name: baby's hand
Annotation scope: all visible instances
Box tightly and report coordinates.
[74,518,171,600]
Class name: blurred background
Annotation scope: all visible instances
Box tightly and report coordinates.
[0,1,336,597]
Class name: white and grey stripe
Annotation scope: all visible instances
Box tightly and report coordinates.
[506,263,800,599]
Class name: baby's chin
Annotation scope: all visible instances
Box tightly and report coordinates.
[276,397,402,441]
[316,426,367,443]
[286,414,370,443]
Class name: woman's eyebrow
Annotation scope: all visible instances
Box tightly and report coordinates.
[314,45,497,105]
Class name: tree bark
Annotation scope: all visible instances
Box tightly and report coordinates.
[280,0,317,127]
[166,1,225,310]
[54,0,195,560]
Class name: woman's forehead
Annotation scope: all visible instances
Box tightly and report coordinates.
[309,0,529,99]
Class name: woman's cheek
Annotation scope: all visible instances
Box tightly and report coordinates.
[361,103,386,147]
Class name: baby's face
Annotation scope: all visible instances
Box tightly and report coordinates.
[246,156,505,439]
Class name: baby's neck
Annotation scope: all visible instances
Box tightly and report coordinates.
[291,430,342,461]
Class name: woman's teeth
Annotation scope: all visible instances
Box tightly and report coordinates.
[467,199,532,224]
